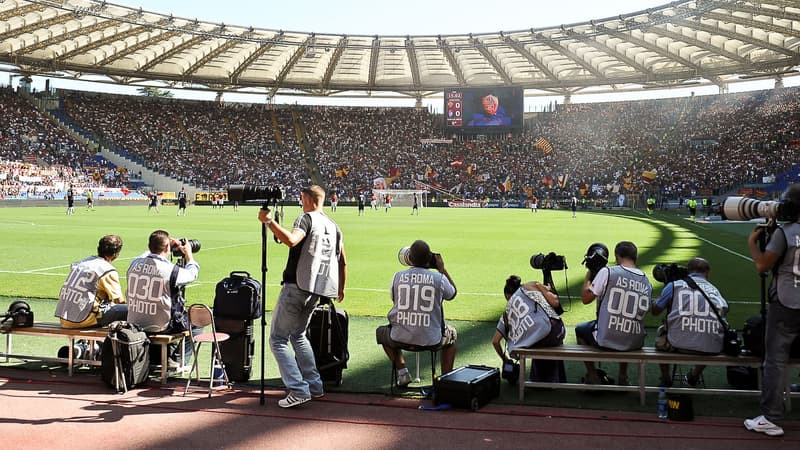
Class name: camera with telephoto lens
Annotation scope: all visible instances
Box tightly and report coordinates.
[652,263,690,284]
[171,238,201,257]
[530,252,567,271]
[227,184,284,205]
[582,242,609,280]
[57,339,101,361]
[398,246,440,269]
[720,196,799,222]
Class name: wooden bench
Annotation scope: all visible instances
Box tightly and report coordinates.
[511,344,800,410]
[1,322,188,384]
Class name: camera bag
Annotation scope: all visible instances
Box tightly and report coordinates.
[213,271,263,320]
[307,301,349,386]
[433,365,500,411]
[101,321,150,392]
[742,314,800,357]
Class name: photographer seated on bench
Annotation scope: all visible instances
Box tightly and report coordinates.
[126,230,201,367]
[575,241,652,385]
[55,235,128,329]
[376,240,457,386]
[651,257,729,387]
[492,275,565,382]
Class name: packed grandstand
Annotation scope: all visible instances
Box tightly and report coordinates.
[2,84,799,204]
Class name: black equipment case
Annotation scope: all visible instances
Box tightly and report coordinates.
[213,271,261,382]
[213,271,262,320]
[215,318,255,382]
[433,365,500,411]
[101,321,150,392]
[307,301,349,386]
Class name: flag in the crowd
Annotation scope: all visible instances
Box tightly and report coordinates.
[424,165,437,179]
[335,166,349,178]
[498,175,512,193]
[466,163,477,175]
[533,137,553,154]
[450,157,464,168]
[389,167,401,178]
[373,177,386,189]
[557,174,569,189]
[578,183,590,196]
[622,170,633,190]
[641,170,657,184]
[541,174,555,187]
[120,187,131,196]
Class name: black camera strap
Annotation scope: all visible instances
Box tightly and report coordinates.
[682,276,729,334]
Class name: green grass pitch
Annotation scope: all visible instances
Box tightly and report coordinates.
[0,202,764,329]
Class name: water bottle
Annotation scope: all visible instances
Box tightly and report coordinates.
[657,387,668,420]
[212,363,225,387]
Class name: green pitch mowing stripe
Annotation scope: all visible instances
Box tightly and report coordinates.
[0,205,763,327]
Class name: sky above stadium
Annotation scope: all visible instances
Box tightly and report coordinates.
[125,0,670,35]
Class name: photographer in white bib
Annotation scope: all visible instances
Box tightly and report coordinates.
[376,240,457,387]
[56,235,127,329]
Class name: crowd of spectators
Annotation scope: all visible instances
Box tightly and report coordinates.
[62,92,310,195]
[4,84,800,204]
[0,87,127,198]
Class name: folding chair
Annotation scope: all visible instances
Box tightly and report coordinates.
[183,304,230,397]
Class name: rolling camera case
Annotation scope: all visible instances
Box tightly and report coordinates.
[215,318,255,382]
[101,321,150,392]
[307,301,349,386]
[213,272,262,320]
[433,365,500,411]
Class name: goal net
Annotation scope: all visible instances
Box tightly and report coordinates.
[373,189,428,207]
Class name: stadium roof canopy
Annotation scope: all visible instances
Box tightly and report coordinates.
[0,0,799,100]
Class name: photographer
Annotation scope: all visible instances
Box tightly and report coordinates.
[743,184,800,437]
[650,257,728,387]
[55,235,127,329]
[492,275,565,382]
[126,230,199,366]
[376,240,457,387]
[576,241,652,385]
[258,185,346,408]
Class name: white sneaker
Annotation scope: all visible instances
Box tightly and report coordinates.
[397,368,412,387]
[278,392,311,408]
[744,415,784,437]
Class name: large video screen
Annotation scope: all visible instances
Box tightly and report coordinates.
[444,87,523,131]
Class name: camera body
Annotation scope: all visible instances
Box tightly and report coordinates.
[582,242,609,280]
[398,246,440,269]
[530,252,567,272]
[652,263,690,284]
[172,238,201,257]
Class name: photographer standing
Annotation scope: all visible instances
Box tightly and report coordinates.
[576,241,652,385]
[56,235,127,328]
[376,240,457,387]
[744,184,800,437]
[650,257,728,387]
[258,185,346,408]
[126,230,199,365]
[492,275,565,381]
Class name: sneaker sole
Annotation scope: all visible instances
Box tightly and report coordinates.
[744,420,784,437]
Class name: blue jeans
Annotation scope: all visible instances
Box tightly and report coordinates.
[96,304,128,327]
[270,283,323,398]
[761,300,800,424]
